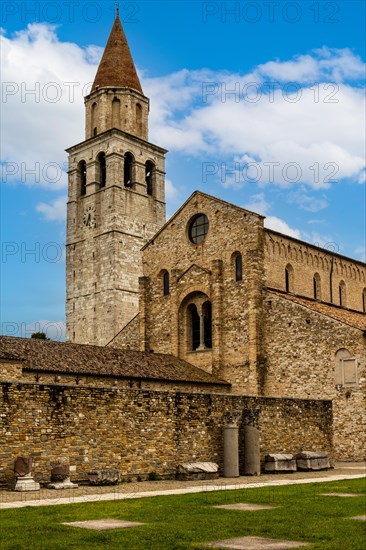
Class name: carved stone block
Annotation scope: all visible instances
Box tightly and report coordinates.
[265,453,297,472]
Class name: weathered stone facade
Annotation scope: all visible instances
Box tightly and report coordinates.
[0,381,332,484]
[65,15,166,346]
[265,231,366,311]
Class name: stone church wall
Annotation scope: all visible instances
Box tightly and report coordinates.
[265,231,366,311]
[263,293,366,460]
[0,382,332,484]
[107,314,141,350]
[141,193,266,394]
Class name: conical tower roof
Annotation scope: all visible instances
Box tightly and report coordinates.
[91,15,143,94]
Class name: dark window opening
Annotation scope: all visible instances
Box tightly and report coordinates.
[313,277,318,299]
[188,214,209,244]
[339,283,345,306]
[235,254,243,282]
[203,301,212,349]
[363,290,366,313]
[98,153,106,188]
[163,271,169,296]
[124,152,133,188]
[189,304,200,351]
[145,161,154,196]
[285,269,290,292]
[93,127,97,136]
[79,160,87,196]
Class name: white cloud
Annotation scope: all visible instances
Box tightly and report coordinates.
[264,216,302,239]
[1,25,365,201]
[243,192,271,215]
[36,195,67,221]
[288,190,328,212]
[1,24,101,188]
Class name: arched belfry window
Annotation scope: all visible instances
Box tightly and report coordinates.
[313,273,321,300]
[285,264,294,293]
[97,152,106,188]
[145,161,155,196]
[124,152,134,188]
[162,271,169,296]
[78,160,87,196]
[339,280,346,306]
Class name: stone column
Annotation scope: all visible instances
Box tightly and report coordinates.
[222,411,242,477]
[243,408,261,476]
[197,311,206,351]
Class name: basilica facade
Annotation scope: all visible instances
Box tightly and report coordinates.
[0,14,365,484]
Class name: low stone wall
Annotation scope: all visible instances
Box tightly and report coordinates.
[0,381,332,484]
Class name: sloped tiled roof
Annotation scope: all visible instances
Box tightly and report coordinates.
[0,336,229,386]
[91,15,143,94]
[268,289,366,332]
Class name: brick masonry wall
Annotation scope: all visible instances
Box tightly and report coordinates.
[263,293,366,460]
[0,382,332,484]
[265,231,366,311]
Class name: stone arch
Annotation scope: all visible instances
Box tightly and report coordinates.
[178,291,212,353]
[145,160,155,196]
[123,151,134,188]
[78,160,87,196]
[96,152,106,188]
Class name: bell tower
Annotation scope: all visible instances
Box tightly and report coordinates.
[66,14,167,345]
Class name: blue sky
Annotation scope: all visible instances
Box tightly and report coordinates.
[1,0,365,340]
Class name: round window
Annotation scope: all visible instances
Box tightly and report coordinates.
[188,214,209,244]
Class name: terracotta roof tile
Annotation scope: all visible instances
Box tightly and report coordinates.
[268,290,366,331]
[91,15,143,94]
[0,337,229,386]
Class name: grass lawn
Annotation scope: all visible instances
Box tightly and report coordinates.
[1,478,365,549]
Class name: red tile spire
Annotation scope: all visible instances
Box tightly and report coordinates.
[91,12,143,94]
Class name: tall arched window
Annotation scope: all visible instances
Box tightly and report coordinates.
[91,102,97,136]
[145,161,155,196]
[285,264,294,293]
[78,160,87,196]
[97,152,106,188]
[136,103,142,135]
[363,288,366,312]
[124,152,134,188]
[313,273,321,300]
[202,301,212,349]
[339,280,346,306]
[112,97,120,128]
[235,253,242,282]
[188,304,200,351]
[162,271,169,296]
